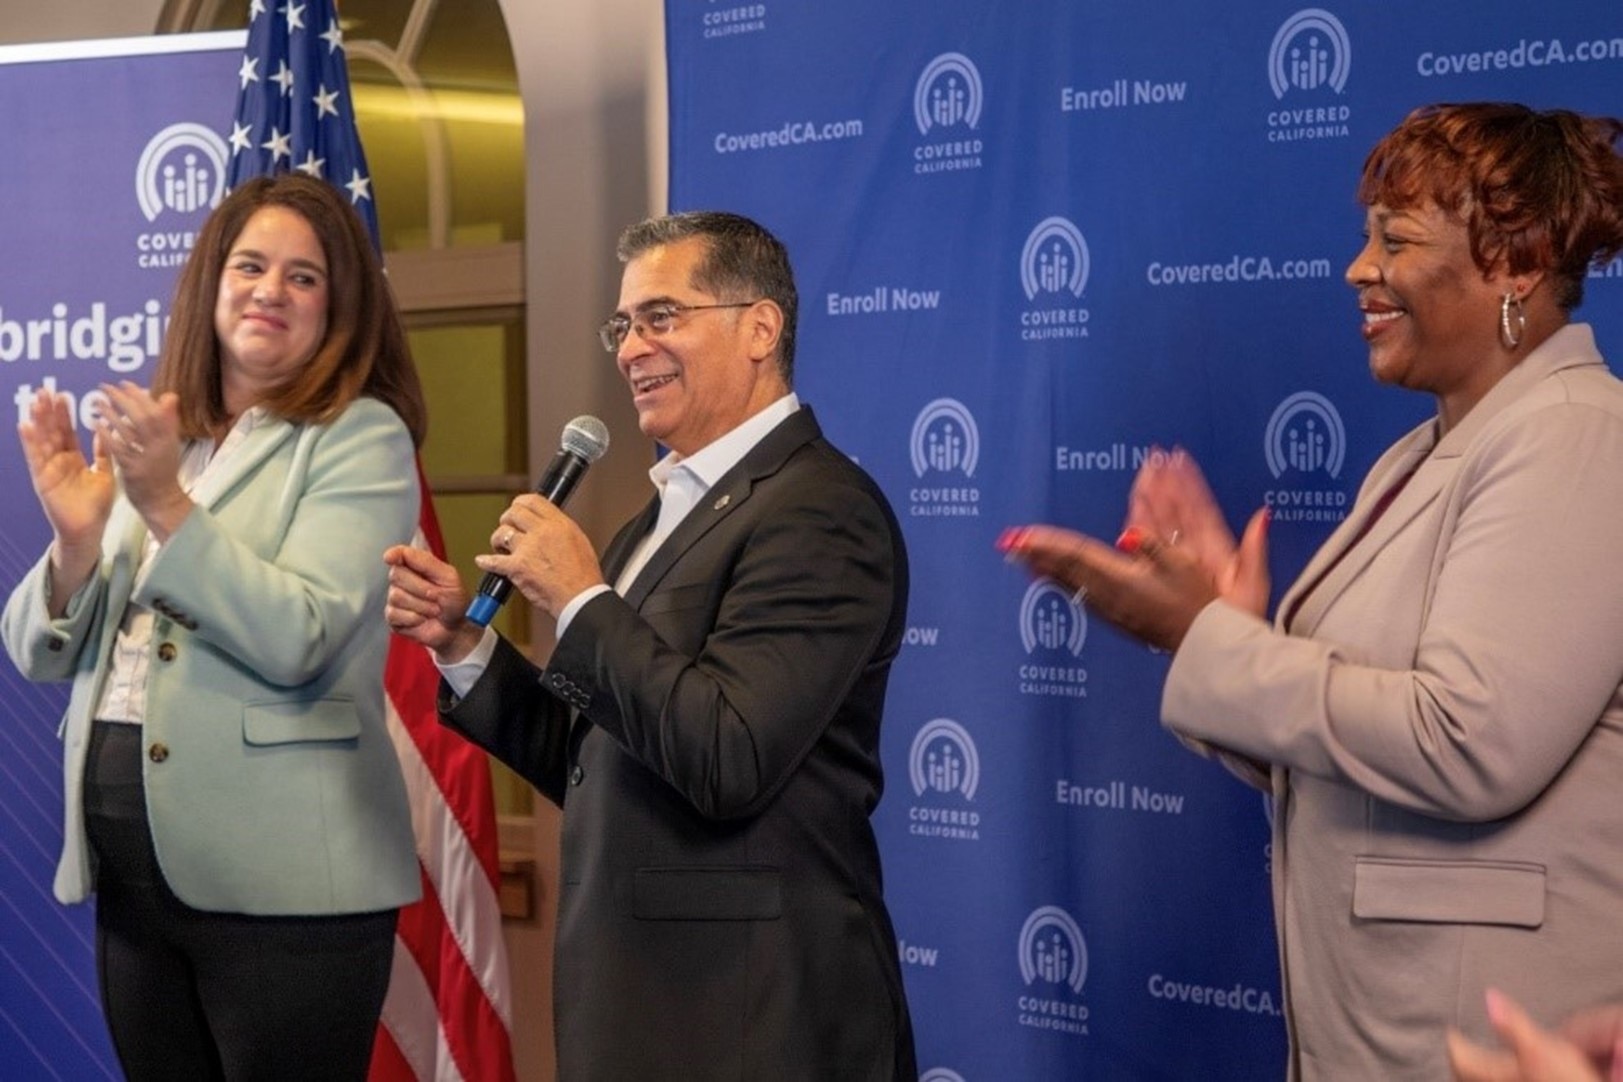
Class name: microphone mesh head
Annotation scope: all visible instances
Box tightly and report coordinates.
[561,415,611,462]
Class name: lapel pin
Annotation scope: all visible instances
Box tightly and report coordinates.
[713,494,731,511]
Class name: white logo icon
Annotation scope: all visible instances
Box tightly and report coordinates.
[909,719,979,799]
[1264,390,1346,479]
[1020,580,1087,657]
[914,52,983,135]
[1022,217,1090,300]
[911,397,979,479]
[1018,905,1088,992]
[1268,8,1352,99]
[136,122,229,221]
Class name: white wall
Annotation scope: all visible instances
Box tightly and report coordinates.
[0,2,168,45]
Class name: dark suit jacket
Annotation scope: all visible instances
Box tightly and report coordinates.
[442,408,916,1081]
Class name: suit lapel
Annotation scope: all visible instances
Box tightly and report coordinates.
[187,416,298,512]
[620,470,747,609]
[602,497,660,584]
[98,499,151,625]
[566,409,818,748]
[1281,434,1443,637]
[1274,422,1431,633]
[1278,323,1607,637]
[620,408,821,609]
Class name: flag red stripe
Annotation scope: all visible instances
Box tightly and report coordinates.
[369,1026,415,1082]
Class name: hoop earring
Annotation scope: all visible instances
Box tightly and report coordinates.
[1500,292,1525,350]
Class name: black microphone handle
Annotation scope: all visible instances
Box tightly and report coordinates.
[466,449,592,626]
[536,452,589,505]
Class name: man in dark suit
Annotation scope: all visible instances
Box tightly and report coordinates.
[384,211,916,1081]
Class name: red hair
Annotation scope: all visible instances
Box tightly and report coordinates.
[1358,102,1623,309]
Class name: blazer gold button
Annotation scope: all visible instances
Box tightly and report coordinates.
[157,642,178,662]
[148,742,169,763]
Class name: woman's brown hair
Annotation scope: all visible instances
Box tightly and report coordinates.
[154,173,427,445]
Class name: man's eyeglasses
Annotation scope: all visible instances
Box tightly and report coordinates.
[597,301,759,353]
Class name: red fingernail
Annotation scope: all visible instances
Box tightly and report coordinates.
[995,527,1026,553]
[1116,526,1146,554]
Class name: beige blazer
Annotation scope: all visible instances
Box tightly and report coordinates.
[1163,323,1623,1080]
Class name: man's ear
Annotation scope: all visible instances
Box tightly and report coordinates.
[745,299,783,362]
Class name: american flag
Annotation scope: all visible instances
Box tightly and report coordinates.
[227,0,379,240]
[227,4,516,1080]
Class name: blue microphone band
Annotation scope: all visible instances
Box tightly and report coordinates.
[465,592,502,628]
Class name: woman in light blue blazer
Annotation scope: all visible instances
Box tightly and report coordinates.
[2,174,426,1082]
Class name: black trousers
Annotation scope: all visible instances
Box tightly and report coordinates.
[83,721,398,1082]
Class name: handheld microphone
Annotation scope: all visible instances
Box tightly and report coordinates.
[465,415,610,628]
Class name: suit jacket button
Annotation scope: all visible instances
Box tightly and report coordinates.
[148,742,169,763]
[569,765,584,786]
[156,642,178,662]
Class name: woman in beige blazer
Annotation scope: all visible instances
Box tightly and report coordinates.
[1002,103,1623,1080]
[2,174,426,1081]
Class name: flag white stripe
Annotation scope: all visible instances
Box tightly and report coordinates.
[383,694,514,1029]
[378,938,467,1082]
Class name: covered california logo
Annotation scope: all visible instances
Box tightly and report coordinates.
[136,122,228,221]
[912,51,984,173]
[134,122,229,270]
[1017,580,1088,699]
[907,718,981,842]
[1020,580,1087,656]
[909,718,979,800]
[1264,390,1350,523]
[909,397,981,517]
[1265,8,1353,142]
[1019,216,1091,341]
[915,52,982,134]
[1017,905,1090,1036]
[1264,390,1345,479]
[1268,8,1351,97]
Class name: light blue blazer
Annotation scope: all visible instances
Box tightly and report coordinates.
[2,397,420,916]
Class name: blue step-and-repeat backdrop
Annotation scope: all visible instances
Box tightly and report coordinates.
[666,4,1621,1079]
[0,8,1620,1080]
